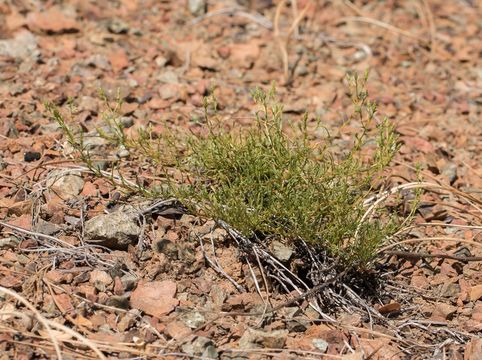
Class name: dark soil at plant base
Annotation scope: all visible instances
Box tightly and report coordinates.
[0,1,481,359]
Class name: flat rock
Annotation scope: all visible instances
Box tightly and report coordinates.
[130,280,178,318]
[271,240,293,261]
[107,18,129,34]
[0,31,39,60]
[312,338,329,352]
[89,269,113,292]
[181,335,218,359]
[465,338,482,360]
[84,206,140,249]
[188,0,207,16]
[34,219,62,236]
[46,170,84,200]
[239,328,288,349]
[27,8,80,34]
[469,285,482,302]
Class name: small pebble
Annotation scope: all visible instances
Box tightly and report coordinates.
[24,151,41,162]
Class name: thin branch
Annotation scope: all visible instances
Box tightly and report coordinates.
[382,250,482,262]
[336,16,428,45]
[0,286,63,360]
[191,7,273,29]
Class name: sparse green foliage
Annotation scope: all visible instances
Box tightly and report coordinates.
[176,79,400,266]
[50,74,403,268]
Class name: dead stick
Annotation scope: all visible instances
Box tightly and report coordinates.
[191,267,347,333]
[382,250,482,262]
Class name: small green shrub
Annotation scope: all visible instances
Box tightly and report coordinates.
[176,75,400,266]
[50,72,402,267]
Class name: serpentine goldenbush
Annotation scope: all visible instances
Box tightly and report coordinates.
[51,72,403,267]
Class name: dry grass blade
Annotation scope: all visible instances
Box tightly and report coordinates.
[420,0,437,53]
[0,287,108,359]
[337,16,429,45]
[273,0,311,81]
[0,220,115,269]
[274,0,289,79]
[197,233,245,292]
[287,1,310,37]
[221,347,344,358]
[0,220,75,248]
[191,6,273,29]
[379,237,482,253]
[47,322,107,360]
[357,181,482,241]
[382,249,482,262]
[417,223,482,230]
[393,161,482,209]
[0,286,63,359]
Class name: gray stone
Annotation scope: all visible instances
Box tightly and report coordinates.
[86,54,111,70]
[271,240,293,261]
[119,116,134,128]
[312,338,328,353]
[34,219,62,236]
[239,328,288,349]
[295,64,309,77]
[0,155,6,171]
[84,206,140,249]
[181,336,218,359]
[158,70,179,84]
[9,84,26,96]
[121,274,138,291]
[155,56,168,68]
[353,49,368,62]
[82,135,109,151]
[106,294,131,309]
[154,239,178,259]
[46,170,84,200]
[0,237,20,249]
[116,145,130,159]
[441,163,458,184]
[0,30,39,61]
[90,269,113,292]
[181,311,205,329]
[188,0,207,16]
[78,96,99,113]
[107,19,129,34]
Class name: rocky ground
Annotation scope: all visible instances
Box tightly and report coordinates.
[0,1,481,359]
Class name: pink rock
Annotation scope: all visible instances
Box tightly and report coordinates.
[468,285,482,302]
[400,136,435,154]
[164,320,191,340]
[130,280,178,318]
[109,48,129,72]
[465,338,482,360]
[81,181,97,197]
[7,214,32,231]
[27,8,80,34]
[229,42,261,69]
